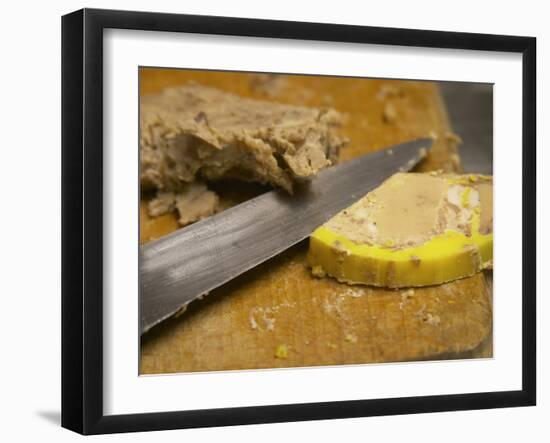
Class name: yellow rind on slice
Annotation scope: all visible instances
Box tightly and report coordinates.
[307,173,493,288]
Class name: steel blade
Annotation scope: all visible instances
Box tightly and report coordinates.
[140,138,431,333]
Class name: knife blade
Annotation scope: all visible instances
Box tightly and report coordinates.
[140,138,432,334]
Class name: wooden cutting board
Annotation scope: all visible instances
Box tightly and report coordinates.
[139,69,492,374]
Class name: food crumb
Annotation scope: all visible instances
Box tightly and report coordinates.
[196,291,209,301]
[345,333,358,343]
[343,286,364,298]
[323,294,346,318]
[173,304,188,319]
[264,316,276,331]
[382,102,398,123]
[275,344,289,359]
[425,313,441,326]
[311,265,326,278]
[415,304,441,326]
[249,306,279,331]
[249,310,259,330]
[415,304,426,319]
[399,289,415,309]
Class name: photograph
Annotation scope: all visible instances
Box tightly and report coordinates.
[1,0,545,439]
[138,68,494,375]
[56,5,537,436]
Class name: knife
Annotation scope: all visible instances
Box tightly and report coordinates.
[140,138,432,334]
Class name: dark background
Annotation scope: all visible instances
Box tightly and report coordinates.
[441,83,493,175]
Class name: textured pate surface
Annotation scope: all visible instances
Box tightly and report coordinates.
[140,84,345,224]
[323,172,493,249]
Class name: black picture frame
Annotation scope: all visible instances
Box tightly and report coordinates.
[61,8,536,435]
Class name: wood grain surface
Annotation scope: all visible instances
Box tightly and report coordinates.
[139,69,492,374]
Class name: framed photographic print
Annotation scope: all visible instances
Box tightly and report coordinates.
[61,8,536,435]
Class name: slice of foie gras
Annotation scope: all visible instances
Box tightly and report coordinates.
[307,172,493,288]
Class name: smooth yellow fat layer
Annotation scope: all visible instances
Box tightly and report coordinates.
[308,212,492,288]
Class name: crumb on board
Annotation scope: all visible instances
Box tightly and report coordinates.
[263,316,276,331]
[173,304,188,319]
[345,333,358,343]
[196,291,209,301]
[323,294,347,318]
[275,344,289,359]
[249,307,276,331]
[248,310,259,330]
[382,102,398,123]
[343,286,365,298]
[414,304,441,326]
[399,289,415,309]
[415,304,426,319]
[311,265,326,278]
[249,302,296,331]
[425,313,441,326]
[170,292,209,320]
